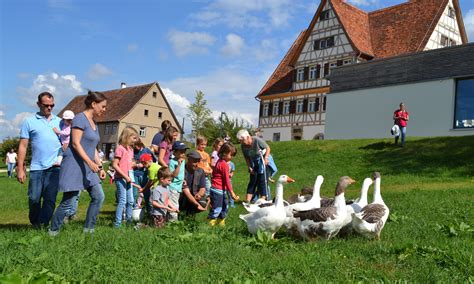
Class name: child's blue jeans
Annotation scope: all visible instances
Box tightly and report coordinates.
[115,178,134,227]
[208,188,228,219]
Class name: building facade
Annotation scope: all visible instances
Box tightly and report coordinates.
[256,0,468,141]
[325,43,474,139]
[59,82,182,157]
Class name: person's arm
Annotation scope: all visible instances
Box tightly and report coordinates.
[263,146,271,166]
[171,160,182,178]
[404,112,409,121]
[158,146,168,167]
[220,162,238,200]
[182,187,205,210]
[17,139,28,184]
[164,191,179,212]
[112,155,131,183]
[393,111,399,121]
[71,128,100,173]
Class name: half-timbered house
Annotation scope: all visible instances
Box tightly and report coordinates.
[256,0,468,141]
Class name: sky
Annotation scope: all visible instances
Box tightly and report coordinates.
[1,0,474,140]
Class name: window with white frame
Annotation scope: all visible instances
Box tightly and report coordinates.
[283,101,290,115]
[343,59,352,65]
[273,102,279,115]
[112,125,117,134]
[308,99,316,112]
[296,68,305,81]
[263,103,269,116]
[296,100,304,113]
[139,126,147,137]
[319,10,330,21]
[309,66,317,80]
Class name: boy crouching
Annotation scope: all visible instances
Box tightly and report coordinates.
[150,167,179,228]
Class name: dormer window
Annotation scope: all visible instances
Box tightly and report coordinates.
[448,7,455,18]
[320,10,330,21]
[144,109,149,116]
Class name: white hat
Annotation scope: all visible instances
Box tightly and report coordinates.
[63,110,75,120]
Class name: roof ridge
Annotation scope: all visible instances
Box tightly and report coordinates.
[102,82,155,93]
[368,1,412,15]
[336,0,368,15]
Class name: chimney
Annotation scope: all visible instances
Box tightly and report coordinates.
[121,82,127,89]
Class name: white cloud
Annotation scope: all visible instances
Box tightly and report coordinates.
[254,39,279,62]
[161,88,191,131]
[162,68,268,128]
[0,111,34,140]
[17,72,84,110]
[465,9,474,43]
[127,43,139,52]
[87,63,113,80]
[168,30,216,57]
[190,0,297,30]
[220,34,245,57]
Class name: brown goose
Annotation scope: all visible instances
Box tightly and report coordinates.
[292,176,356,240]
[351,172,389,240]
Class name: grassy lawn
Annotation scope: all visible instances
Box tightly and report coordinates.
[0,136,473,282]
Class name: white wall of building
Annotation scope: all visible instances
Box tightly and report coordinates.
[260,126,292,142]
[325,79,474,139]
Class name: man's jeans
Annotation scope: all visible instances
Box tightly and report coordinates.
[28,167,60,227]
[395,126,407,146]
[50,183,105,232]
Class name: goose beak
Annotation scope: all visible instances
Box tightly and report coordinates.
[349,178,356,184]
[286,177,296,183]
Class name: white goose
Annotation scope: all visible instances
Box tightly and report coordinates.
[285,175,324,217]
[292,176,356,240]
[351,172,390,240]
[242,198,290,213]
[338,177,373,236]
[239,175,295,238]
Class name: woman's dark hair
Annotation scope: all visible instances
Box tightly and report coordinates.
[218,142,237,158]
[84,90,106,108]
[134,138,145,149]
[161,120,172,132]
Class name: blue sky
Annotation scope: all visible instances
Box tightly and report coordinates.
[1,0,473,140]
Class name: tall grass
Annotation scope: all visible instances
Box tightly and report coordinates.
[0,136,473,282]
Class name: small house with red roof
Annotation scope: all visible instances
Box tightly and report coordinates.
[256,0,468,141]
[59,82,182,156]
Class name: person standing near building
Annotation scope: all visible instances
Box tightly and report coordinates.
[393,102,410,147]
[5,149,17,178]
[151,120,172,156]
[17,92,62,229]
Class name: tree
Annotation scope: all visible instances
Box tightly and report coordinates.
[187,90,212,137]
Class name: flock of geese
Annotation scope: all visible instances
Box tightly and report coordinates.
[239,172,390,241]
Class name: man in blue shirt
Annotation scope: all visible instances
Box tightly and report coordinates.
[17,92,62,229]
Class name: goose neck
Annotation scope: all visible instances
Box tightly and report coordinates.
[275,183,284,208]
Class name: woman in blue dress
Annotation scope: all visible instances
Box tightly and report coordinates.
[49,91,107,235]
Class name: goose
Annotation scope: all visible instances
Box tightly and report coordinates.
[242,198,290,213]
[338,177,373,236]
[351,172,389,240]
[286,175,324,216]
[292,176,356,240]
[287,186,313,204]
[239,175,295,238]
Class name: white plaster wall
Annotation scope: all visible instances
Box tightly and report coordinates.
[425,0,462,50]
[302,125,326,140]
[260,126,292,142]
[325,79,474,139]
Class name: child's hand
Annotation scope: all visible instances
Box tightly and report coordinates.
[232,193,240,201]
[197,204,206,211]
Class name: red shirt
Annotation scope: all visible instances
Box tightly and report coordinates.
[211,159,233,192]
[394,109,409,127]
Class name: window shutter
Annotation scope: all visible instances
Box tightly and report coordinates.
[324,63,330,76]
[303,99,308,112]
[314,40,320,50]
[259,103,263,117]
[293,69,298,82]
[316,64,321,78]
[278,101,283,115]
[316,98,320,111]
[304,67,309,81]
[290,100,296,114]
[268,102,273,116]
[337,60,343,66]
[327,37,334,47]
[323,96,327,111]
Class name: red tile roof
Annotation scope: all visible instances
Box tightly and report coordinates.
[59,82,154,123]
[258,0,468,99]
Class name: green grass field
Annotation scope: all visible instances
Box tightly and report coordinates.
[1,136,473,282]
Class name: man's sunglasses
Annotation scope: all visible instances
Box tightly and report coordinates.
[40,103,55,108]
